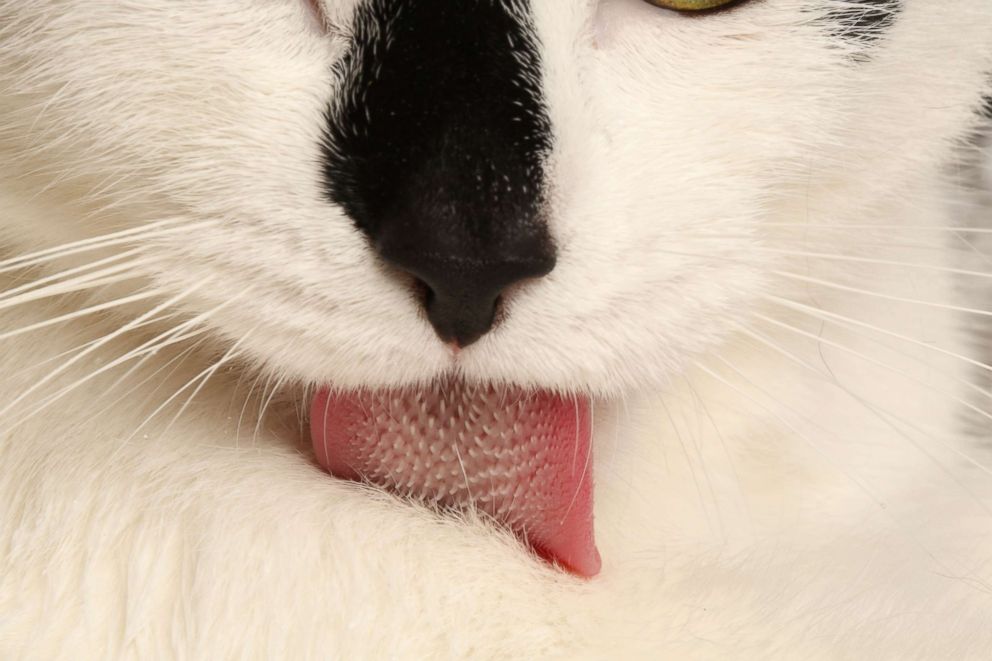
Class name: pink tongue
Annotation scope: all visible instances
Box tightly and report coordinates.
[310,383,600,577]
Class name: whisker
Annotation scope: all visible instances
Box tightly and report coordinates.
[126,331,253,445]
[738,322,992,483]
[295,382,314,442]
[0,218,201,274]
[163,337,251,433]
[760,223,992,233]
[773,270,992,318]
[7,309,189,382]
[0,257,159,313]
[84,304,225,402]
[764,295,992,376]
[694,357,992,593]
[0,247,144,300]
[8,321,215,434]
[695,357,889,507]
[751,310,992,426]
[0,287,165,342]
[665,232,957,254]
[753,246,992,279]
[236,369,267,450]
[452,442,474,505]
[952,231,992,267]
[253,373,286,446]
[91,335,210,424]
[663,393,723,540]
[755,307,992,403]
[0,271,153,311]
[682,375,755,534]
[0,284,205,425]
[558,401,594,529]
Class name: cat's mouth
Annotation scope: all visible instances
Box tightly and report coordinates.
[309,380,601,577]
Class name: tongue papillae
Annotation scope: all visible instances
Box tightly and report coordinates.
[310,383,600,577]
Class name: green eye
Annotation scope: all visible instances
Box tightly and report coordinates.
[644,0,742,11]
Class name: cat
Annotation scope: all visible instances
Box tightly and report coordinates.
[1,0,992,657]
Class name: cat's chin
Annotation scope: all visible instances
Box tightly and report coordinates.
[309,379,602,577]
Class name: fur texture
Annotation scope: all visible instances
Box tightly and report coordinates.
[1,0,992,657]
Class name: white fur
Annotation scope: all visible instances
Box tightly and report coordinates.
[1,0,992,657]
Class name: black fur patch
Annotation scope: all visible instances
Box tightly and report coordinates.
[322,0,555,345]
[827,0,902,45]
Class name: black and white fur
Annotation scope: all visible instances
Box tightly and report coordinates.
[1,0,992,657]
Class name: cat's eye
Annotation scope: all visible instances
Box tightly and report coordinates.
[643,0,741,11]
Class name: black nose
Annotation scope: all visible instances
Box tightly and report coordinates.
[320,0,558,348]
[376,225,556,347]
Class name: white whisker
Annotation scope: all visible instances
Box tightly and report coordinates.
[7,321,215,434]
[773,270,992,317]
[682,375,755,534]
[0,257,159,313]
[0,247,143,299]
[751,310,992,426]
[235,369,266,450]
[7,309,188,382]
[696,357,887,506]
[253,373,285,446]
[753,246,992,279]
[0,287,165,342]
[695,357,992,593]
[765,295,992,376]
[0,283,205,425]
[92,335,209,424]
[738,323,992,483]
[0,218,202,275]
[125,330,253,446]
[761,223,992,233]
[952,230,992,267]
[660,395,721,539]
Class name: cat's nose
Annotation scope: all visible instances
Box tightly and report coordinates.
[319,0,558,348]
[375,225,556,348]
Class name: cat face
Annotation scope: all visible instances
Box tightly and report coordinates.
[1,1,989,397]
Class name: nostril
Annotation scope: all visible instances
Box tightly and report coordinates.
[374,228,556,346]
[425,290,500,348]
[406,276,484,347]
[410,276,434,309]
[391,257,551,346]
[490,292,507,328]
